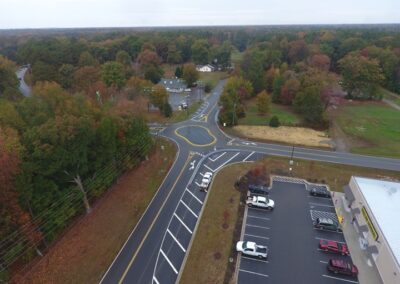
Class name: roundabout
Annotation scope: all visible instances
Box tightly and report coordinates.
[175,125,216,147]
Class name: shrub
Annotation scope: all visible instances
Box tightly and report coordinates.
[269,115,280,127]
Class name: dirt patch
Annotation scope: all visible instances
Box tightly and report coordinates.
[233,125,333,149]
[13,139,176,284]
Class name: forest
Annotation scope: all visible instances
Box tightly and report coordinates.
[0,24,400,280]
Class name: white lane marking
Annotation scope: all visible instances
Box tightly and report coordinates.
[247,215,270,221]
[180,200,198,218]
[167,229,186,252]
[322,275,359,283]
[174,213,192,234]
[243,151,255,162]
[185,188,203,205]
[160,249,178,274]
[239,269,269,278]
[195,181,201,187]
[209,152,226,162]
[320,260,328,264]
[199,172,204,176]
[241,256,269,263]
[244,233,270,240]
[214,152,240,172]
[246,224,270,230]
[309,202,335,208]
[315,237,346,244]
[153,276,160,284]
[204,164,215,172]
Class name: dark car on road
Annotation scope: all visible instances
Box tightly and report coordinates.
[309,186,331,198]
[313,218,342,232]
[327,259,358,277]
[248,184,269,196]
[319,240,349,255]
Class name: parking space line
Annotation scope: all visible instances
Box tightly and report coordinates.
[322,275,359,283]
[241,256,269,263]
[248,207,269,212]
[180,200,198,218]
[195,181,201,187]
[204,164,215,172]
[185,188,203,204]
[315,237,346,244]
[153,276,160,284]
[247,215,270,221]
[309,202,335,208]
[243,151,255,162]
[160,249,178,274]
[313,228,343,234]
[246,224,270,229]
[320,260,328,264]
[209,152,226,162]
[214,152,240,172]
[244,233,270,240]
[174,213,192,234]
[167,229,186,252]
[239,269,269,278]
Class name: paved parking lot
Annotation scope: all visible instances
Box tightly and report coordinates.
[237,179,359,284]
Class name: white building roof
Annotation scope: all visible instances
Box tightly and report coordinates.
[355,177,400,266]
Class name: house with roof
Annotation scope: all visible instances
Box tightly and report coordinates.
[196,64,215,73]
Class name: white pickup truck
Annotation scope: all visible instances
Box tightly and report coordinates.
[200,172,213,191]
[246,196,274,210]
[236,241,268,259]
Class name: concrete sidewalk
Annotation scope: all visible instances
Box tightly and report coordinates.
[332,192,383,284]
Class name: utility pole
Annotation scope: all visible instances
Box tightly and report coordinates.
[232,103,236,126]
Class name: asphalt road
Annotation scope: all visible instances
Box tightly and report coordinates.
[100,80,400,284]
[16,67,31,97]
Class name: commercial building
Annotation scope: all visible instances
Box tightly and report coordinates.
[344,176,400,284]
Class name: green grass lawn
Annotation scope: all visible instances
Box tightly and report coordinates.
[239,101,301,126]
[336,102,400,158]
[231,49,244,64]
[380,87,400,106]
[199,71,229,89]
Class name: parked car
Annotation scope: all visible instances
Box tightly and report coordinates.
[236,241,268,259]
[309,186,331,198]
[246,196,274,210]
[200,172,213,191]
[319,240,349,255]
[248,184,269,196]
[313,218,342,232]
[327,259,358,277]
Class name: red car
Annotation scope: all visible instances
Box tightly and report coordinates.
[327,259,358,277]
[319,240,349,255]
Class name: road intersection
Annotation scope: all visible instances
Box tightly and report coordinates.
[100,80,400,284]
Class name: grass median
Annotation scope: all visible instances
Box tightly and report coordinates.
[180,156,399,283]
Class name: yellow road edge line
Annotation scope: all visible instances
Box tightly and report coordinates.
[118,153,193,284]
[174,125,217,147]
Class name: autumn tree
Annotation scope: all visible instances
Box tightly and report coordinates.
[0,55,20,101]
[167,44,182,64]
[78,51,98,67]
[309,54,331,71]
[137,49,162,67]
[338,53,384,99]
[183,63,199,87]
[149,85,169,111]
[256,90,271,115]
[101,61,126,89]
[191,39,210,64]
[293,86,324,125]
[288,40,309,64]
[116,50,132,67]
[58,64,75,89]
[73,66,101,93]
[219,76,253,126]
